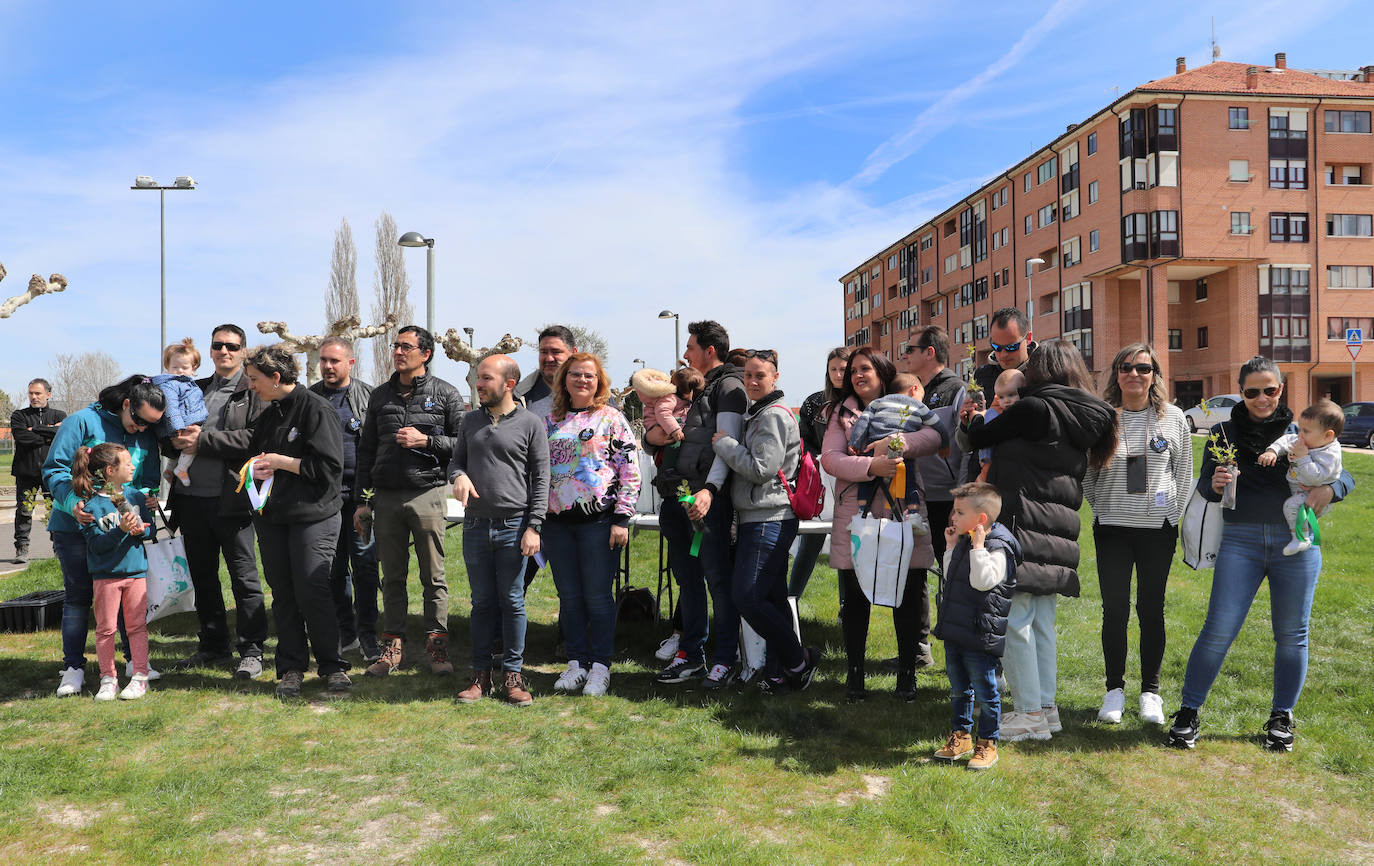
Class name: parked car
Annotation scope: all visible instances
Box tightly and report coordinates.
[1339,402,1374,449]
[1183,394,1242,433]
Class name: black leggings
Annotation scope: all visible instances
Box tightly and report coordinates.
[1093,522,1178,694]
[839,567,929,673]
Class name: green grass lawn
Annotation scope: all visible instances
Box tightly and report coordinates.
[2,443,1372,864]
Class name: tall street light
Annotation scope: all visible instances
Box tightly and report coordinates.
[633,358,646,369]
[398,231,435,335]
[658,310,680,370]
[132,175,196,361]
[1025,257,1046,319]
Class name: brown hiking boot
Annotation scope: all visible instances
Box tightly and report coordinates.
[425,633,454,676]
[457,670,492,703]
[502,671,533,707]
[365,635,403,677]
[968,738,999,771]
[933,730,974,762]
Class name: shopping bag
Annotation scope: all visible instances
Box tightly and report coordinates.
[145,501,196,623]
[738,597,801,682]
[849,483,921,608]
[1180,486,1223,570]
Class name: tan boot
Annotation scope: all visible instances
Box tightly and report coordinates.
[933,730,974,762]
[457,670,492,703]
[968,738,999,771]
[365,635,403,677]
[502,671,533,707]
[425,633,454,676]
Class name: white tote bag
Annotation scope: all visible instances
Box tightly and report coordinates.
[849,485,921,608]
[1180,486,1223,570]
[738,597,801,682]
[145,504,196,623]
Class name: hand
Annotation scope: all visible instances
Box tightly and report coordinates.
[970,523,987,549]
[943,524,958,549]
[670,428,685,443]
[395,426,429,448]
[251,455,275,480]
[1302,484,1335,513]
[610,524,629,549]
[1290,439,1309,459]
[452,474,479,506]
[173,424,201,454]
[353,505,371,534]
[521,528,541,557]
[711,431,728,443]
[1257,450,1277,467]
[73,499,95,525]
[959,397,980,424]
[687,488,712,521]
[1211,464,1235,494]
[120,510,144,536]
[867,454,899,478]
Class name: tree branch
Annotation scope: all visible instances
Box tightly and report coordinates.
[1,273,68,319]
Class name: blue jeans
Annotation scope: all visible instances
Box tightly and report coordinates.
[331,500,379,645]
[733,519,803,673]
[462,516,528,672]
[53,530,127,670]
[543,517,618,668]
[1180,522,1321,714]
[660,493,736,666]
[946,642,1002,740]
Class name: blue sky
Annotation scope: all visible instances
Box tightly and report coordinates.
[2,0,1369,404]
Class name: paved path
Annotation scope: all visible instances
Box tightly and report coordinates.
[0,496,54,577]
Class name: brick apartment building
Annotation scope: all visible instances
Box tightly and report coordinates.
[841,54,1374,409]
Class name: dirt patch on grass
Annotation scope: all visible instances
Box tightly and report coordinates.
[630,836,692,865]
[835,774,890,806]
[38,802,108,830]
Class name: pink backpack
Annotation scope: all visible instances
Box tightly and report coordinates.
[780,449,826,520]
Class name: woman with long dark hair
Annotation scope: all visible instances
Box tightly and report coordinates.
[790,346,849,600]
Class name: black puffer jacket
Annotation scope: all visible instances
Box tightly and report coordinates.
[356,371,464,495]
[247,387,343,524]
[935,522,1021,656]
[967,383,1116,597]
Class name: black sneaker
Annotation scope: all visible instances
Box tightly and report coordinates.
[1167,707,1200,749]
[785,646,823,692]
[846,668,868,702]
[758,675,791,696]
[359,635,382,664]
[895,670,917,703]
[326,671,353,693]
[275,670,304,699]
[1264,710,1295,752]
[172,649,233,672]
[701,663,739,691]
[655,655,706,684]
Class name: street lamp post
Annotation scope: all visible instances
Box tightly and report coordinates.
[397,232,436,335]
[633,358,646,370]
[1025,257,1046,319]
[657,310,680,370]
[132,175,196,361]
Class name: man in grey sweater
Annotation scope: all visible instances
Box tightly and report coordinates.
[448,355,549,707]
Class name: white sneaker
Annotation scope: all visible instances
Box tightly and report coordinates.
[1098,688,1125,724]
[119,675,149,700]
[1282,538,1311,556]
[554,661,588,692]
[126,661,162,681]
[1043,705,1063,733]
[56,666,85,697]
[583,663,611,697]
[1001,711,1052,742]
[94,676,119,702]
[654,633,681,662]
[1139,692,1166,725]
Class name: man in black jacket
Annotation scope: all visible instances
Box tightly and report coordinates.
[310,336,381,662]
[354,325,465,677]
[9,378,65,562]
[168,324,270,679]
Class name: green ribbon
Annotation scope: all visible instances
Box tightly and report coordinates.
[1296,504,1322,546]
[678,494,704,557]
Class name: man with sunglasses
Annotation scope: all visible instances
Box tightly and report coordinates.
[354,325,466,678]
[168,324,270,679]
[961,309,1037,481]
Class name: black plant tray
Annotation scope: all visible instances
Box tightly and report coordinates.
[0,590,65,632]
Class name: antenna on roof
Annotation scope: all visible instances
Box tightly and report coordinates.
[1211,17,1220,61]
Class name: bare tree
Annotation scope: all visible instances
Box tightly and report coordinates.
[258,313,398,385]
[325,218,359,326]
[439,331,525,408]
[49,351,122,414]
[0,264,69,318]
[368,211,413,382]
[536,322,610,364]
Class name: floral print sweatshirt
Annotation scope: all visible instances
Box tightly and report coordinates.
[545,405,642,526]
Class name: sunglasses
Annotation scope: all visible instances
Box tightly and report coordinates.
[1118,363,1155,375]
[392,342,421,353]
[1243,386,1281,399]
[210,341,242,352]
[129,410,161,430]
[746,349,778,364]
[989,340,1022,354]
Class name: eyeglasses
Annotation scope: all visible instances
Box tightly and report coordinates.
[746,349,778,365]
[1243,386,1281,399]
[566,372,598,381]
[392,342,421,353]
[129,409,160,430]
[1118,363,1155,375]
[210,341,242,352]
[989,340,1022,354]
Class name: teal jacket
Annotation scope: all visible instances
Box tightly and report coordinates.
[80,487,154,579]
[42,403,162,535]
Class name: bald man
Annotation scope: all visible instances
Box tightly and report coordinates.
[448,354,549,706]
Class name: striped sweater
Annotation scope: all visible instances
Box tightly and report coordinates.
[1084,402,1193,528]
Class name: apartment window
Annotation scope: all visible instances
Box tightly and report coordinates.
[1122,212,1149,261]
[1231,212,1252,234]
[1262,267,1311,360]
[1168,329,1182,351]
[920,234,933,251]
[1062,237,1081,268]
[1025,214,1033,235]
[872,266,881,278]
[944,253,959,274]
[1326,213,1373,237]
[1002,267,1010,286]
[1269,109,1308,159]
[1150,106,1178,151]
[888,254,897,269]
[1024,172,1032,192]
[1087,131,1097,155]
[1061,189,1079,220]
[1001,227,1009,246]
[973,314,989,340]
[1269,159,1307,189]
[1037,203,1057,228]
[1324,110,1371,134]
[921,266,932,284]
[1328,265,1373,288]
[991,231,999,252]
[1269,212,1309,243]
[1000,188,1009,207]
[1037,157,1058,185]
[1197,326,1209,349]
[1229,159,1250,182]
[1328,317,1374,340]
[1264,266,1310,296]
[974,277,989,302]
[1326,164,1366,185]
[1195,278,1208,301]
[1150,210,1179,257]
[993,272,1001,289]
[1087,180,1098,204]
[1089,229,1100,252]
[1229,107,1249,130]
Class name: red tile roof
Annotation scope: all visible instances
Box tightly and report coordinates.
[1139,61,1373,98]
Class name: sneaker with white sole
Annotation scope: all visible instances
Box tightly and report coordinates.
[583,663,611,697]
[701,663,738,691]
[1264,710,1295,752]
[655,654,706,684]
[654,633,681,662]
[125,661,162,681]
[235,656,265,680]
[94,676,119,702]
[56,666,85,697]
[1139,692,1166,725]
[554,661,588,692]
[119,675,149,700]
[1043,705,1063,733]
[1098,688,1125,724]
[1001,711,1052,742]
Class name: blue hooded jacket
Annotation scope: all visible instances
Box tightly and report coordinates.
[81,486,154,578]
[42,403,162,535]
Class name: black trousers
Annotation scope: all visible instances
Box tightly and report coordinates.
[839,567,930,673]
[256,514,346,677]
[13,474,44,548]
[330,500,379,645]
[1093,521,1178,694]
[178,494,268,657]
